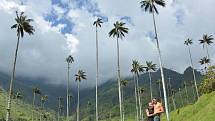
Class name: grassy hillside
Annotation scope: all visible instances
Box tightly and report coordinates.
[0,89,55,121]
[162,91,215,121]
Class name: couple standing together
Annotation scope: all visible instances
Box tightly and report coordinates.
[146,98,164,121]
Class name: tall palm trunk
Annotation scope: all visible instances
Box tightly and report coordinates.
[121,86,125,121]
[67,63,70,120]
[6,36,20,121]
[152,11,169,121]
[57,99,61,121]
[140,93,144,121]
[116,37,123,121]
[95,26,99,121]
[40,99,43,121]
[184,83,189,104]
[191,82,196,102]
[32,92,36,121]
[168,78,172,111]
[171,95,176,110]
[187,46,199,99]
[148,72,153,100]
[133,75,139,121]
[158,81,162,98]
[205,45,210,60]
[136,75,142,121]
[77,82,80,121]
[179,88,184,107]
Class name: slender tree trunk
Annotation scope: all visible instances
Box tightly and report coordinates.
[6,36,20,121]
[171,95,176,111]
[95,26,99,121]
[184,83,189,104]
[67,63,70,120]
[40,99,43,121]
[136,75,142,121]
[148,72,153,100]
[191,82,196,102]
[158,81,162,98]
[116,37,123,121]
[133,75,139,121]
[77,82,80,121]
[168,78,172,112]
[152,11,169,121]
[179,88,184,107]
[122,86,125,121]
[57,99,61,121]
[140,94,144,121]
[205,45,210,60]
[187,46,199,99]
[32,92,36,121]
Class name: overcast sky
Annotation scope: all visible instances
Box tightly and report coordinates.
[0,0,214,88]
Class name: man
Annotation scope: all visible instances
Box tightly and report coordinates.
[152,98,164,121]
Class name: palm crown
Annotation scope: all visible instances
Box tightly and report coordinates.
[140,0,166,14]
[109,21,129,39]
[139,87,145,94]
[75,70,87,82]
[184,38,193,46]
[131,60,144,75]
[11,11,35,38]
[93,18,103,27]
[41,95,48,103]
[120,80,128,87]
[144,61,157,72]
[199,34,214,47]
[199,57,210,65]
[66,55,74,64]
[33,87,41,95]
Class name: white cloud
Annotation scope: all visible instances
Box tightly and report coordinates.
[0,0,215,88]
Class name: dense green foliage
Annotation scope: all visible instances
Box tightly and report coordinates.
[199,66,215,94]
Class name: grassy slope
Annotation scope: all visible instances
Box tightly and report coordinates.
[0,90,55,120]
[162,91,215,121]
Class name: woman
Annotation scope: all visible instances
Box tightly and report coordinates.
[146,102,154,121]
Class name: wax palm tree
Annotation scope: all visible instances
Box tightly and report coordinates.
[199,34,214,59]
[140,0,169,120]
[6,11,35,121]
[32,87,41,121]
[183,82,189,104]
[68,95,73,113]
[171,89,176,110]
[184,38,199,99]
[120,80,128,121]
[57,97,63,121]
[131,60,144,121]
[66,55,74,120]
[178,88,184,107]
[93,18,103,121]
[156,79,162,98]
[40,95,48,121]
[144,61,157,100]
[139,87,145,120]
[15,91,23,103]
[199,57,210,72]
[190,80,197,101]
[75,70,87,121]
[109,21,128,121]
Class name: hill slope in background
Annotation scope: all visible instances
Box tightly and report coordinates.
[0,90,55,121]
[0,67,203,120]
[162,91,215,121]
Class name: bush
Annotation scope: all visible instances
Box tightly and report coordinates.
[199,66,215,94]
